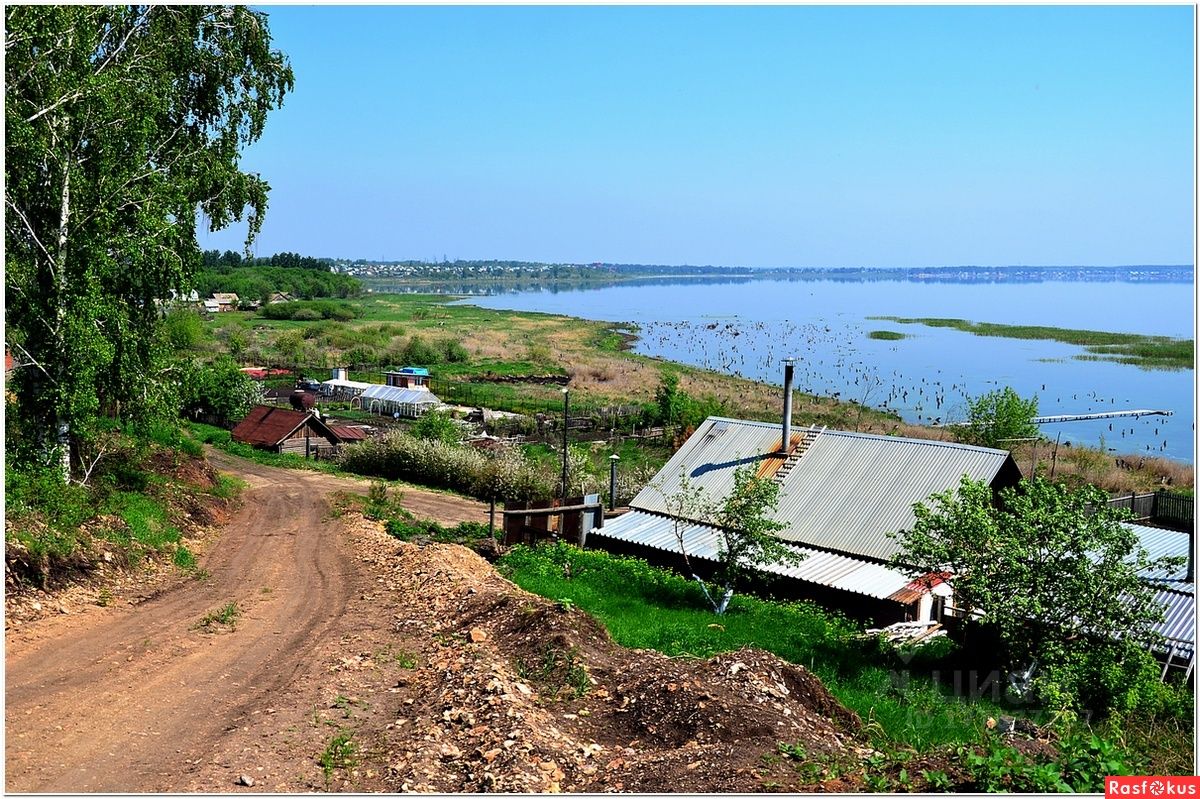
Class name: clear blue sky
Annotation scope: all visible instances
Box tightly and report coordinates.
[199,5,1195,268]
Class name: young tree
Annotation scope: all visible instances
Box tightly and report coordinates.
[954,386,1039,449]
[5,6,293,475]
[661,465,804,614]
[890,475,1183,712]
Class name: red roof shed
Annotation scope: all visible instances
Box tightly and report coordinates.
[231,406,340,454]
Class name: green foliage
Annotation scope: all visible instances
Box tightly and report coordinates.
[410,410,462,444]
[173,545,197,570]
[178,356,262,426]
[196,600,241,630]
[868,330,907,341]
[871,317,1193,370]
[318,731,357,783]
[515,644,591,699]
[5,5,293,473]
[338,431,553,502]
[891,475,1180,716]
[259,299,362,321]
[163,308,209,352]
[960,731,1137,792]
[955,386,1039,448]
[384,516,491,544]
[652,373,728,432]
[196,262,362,301]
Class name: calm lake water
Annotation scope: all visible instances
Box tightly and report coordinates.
[461,274,1196,463]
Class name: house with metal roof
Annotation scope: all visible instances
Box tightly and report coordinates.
[589,415,1022,624]
[231,406,362,456]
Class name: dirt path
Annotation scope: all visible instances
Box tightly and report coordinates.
[5,453,487,793]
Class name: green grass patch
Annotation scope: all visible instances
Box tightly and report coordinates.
[868,330,907,341]
[196,600,241,630]
[870,316,1192,370]
[318,731,357,784]
[104,491,182,563]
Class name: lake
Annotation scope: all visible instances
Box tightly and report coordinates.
[456,272,1195,462]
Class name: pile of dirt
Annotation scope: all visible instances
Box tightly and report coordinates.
[369,535,869,792]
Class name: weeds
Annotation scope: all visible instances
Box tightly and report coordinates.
[196,600,241,631]
[515,644,591,699]
[318,731,357,784]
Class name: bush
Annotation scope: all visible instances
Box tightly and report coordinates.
[410,410,462,444]
[337,431,552,502]
[954,386,1038,449]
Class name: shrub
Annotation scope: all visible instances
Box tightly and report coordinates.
[337,431,552,502]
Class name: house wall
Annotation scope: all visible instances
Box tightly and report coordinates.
[275,422,339,455]
[585,535,916,628]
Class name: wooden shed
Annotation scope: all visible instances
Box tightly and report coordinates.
[231,406,342,456]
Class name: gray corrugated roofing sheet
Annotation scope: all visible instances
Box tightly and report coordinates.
[360,385,441,405]
[1150,586,1194,658]
[1127,523,1192,584]
[592,509,916,602]
[631,417,1015,562]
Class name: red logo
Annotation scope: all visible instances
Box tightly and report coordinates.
[1107,777,1200,797]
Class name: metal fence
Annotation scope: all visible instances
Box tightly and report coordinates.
[1107,491,1193,528]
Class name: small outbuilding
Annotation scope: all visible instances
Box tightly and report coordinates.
[231,406,344,456]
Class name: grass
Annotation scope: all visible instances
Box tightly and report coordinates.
[318,731,357,784]
[196,600,241,630]
[869,316,1193,370]
[498,543,1010,750]
[868,330,907,341]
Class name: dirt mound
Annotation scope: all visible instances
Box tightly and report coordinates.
[376,538,867,792]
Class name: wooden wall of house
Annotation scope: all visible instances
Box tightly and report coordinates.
[276,423,338,456]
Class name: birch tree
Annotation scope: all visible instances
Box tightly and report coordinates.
[5,6,293,475]
[662,465,803,614]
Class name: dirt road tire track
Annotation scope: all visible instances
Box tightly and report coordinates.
[5,451,487,792]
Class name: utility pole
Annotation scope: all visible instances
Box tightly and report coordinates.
[609,453,620,511]
[560,387,570,500]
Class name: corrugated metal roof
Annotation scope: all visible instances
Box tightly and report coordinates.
[231,406,337,447]
[1127,523,1192,583]
[329,425,368,442]
[630,417,1016,562]
[1149,586,1194,658]
[359,385,440,405]
[591,509,916,602]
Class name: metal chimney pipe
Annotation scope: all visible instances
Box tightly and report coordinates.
[782,358,795,454]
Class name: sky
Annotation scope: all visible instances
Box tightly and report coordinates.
[199,5,1196,268]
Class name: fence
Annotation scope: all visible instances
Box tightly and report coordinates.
[1107,491,1193,529]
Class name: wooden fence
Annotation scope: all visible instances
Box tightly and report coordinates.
[1107,491,1193,528]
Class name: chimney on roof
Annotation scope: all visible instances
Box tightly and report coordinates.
[782,357,795,454]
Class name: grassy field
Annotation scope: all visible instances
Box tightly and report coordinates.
[869,316,1193,370]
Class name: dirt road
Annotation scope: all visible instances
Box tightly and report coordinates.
[5,453,487,792]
